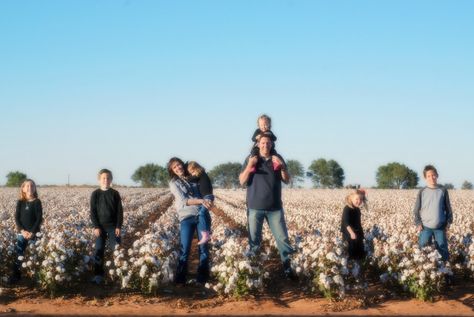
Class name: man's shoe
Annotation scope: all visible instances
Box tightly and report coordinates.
[91,275,103,285]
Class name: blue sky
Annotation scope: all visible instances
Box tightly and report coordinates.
[0,0,473,187]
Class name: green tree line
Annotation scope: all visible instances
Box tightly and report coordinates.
[6,162,471,190]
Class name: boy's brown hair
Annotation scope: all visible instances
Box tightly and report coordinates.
[98,168,113,179]
[423,165,438,177]
[19,179,38,201]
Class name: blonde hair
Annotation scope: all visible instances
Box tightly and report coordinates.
[257,114,272,128]
[345,189,368,210]
[187,161,205,177]
[19,179,38,201]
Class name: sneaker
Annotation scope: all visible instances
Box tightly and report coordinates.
[197,231,210,245]
[91,275,103,285]
[7,274,21,285]
[283,260,298,281]
[284,267,298,281]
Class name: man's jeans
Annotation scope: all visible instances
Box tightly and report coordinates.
[247,208,295,263]
[419,226,449,261]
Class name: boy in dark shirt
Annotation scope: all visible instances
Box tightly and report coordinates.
[90,169,123,284]
[10,179,43,283]
[186,161,213,245]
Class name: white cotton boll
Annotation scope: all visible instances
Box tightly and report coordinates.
[18,256,24,261]
[109,269,115,276]
[105,261,112,267]
[333,274,344,286]
[60,255,66,261]
[139,265,148,278]
[26,261,33,267]
[55,274,61,281]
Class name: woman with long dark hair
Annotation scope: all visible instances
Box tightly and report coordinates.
[167,157,212,284]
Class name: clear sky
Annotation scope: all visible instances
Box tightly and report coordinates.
[1,0,473,187]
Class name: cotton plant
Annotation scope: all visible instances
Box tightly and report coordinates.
[107,206,180,294]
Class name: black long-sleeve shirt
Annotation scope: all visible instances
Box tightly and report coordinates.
[90,188,123,229]
[341,205,363,238]
[189,173,213,197]
[15,199,43,233]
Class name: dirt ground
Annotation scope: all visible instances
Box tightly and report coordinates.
[1,274,473,316]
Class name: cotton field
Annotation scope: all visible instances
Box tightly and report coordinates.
[1,187,473,301]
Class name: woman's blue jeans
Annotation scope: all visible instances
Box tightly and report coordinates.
[176,215,209,282]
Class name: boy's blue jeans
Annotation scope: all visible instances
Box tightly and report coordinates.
[176,216,209,281]
[419,225,449,261]
[93,226,121,276]
[247,208,295,263]
[197,194,213,233]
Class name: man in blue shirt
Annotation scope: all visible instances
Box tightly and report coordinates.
[239,133,296,280]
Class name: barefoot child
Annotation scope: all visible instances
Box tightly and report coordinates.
[341,189,367,260]
[187,161,213,245]
[90,169,123,284]
[11,179,43,283]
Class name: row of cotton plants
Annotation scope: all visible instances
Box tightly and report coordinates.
[214,189,474,300]
[106,204,180,294]
[0,187,169,294]
[206,203,268,297]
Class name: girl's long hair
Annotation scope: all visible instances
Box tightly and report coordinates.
[19,179,38,201]
[187,161,205,177]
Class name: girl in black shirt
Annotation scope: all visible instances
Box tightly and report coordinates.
[341,189,367,260]
[187,161,213,245]
[11,179,43,283]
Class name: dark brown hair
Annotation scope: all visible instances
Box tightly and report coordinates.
[167,157,186,180]
[423,165,438,177]
[98,168,113,179]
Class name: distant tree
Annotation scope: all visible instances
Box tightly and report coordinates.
[461,181,473,190]
[308,159,345,188]
[286,159,305,188]
[443,183,455,190]
[209,162,242,189]
[375,162,418,189]
[6,171,27,187]
[131,164,168,188]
